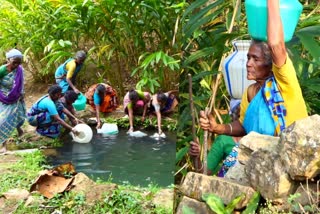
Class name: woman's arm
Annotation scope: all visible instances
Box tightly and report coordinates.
[267,0,286,67]
[128,107,134,132]
[199,111,246,136]
[62,107,84,124]
[142,93,151,120]
[52,114,74,131]
[156,110,162,134]
[62,108,77,121]
[66,78,80,94]
[95,105,101,129]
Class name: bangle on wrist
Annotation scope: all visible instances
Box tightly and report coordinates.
[228,124,233,135]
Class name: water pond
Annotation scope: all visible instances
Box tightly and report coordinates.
[46,129,176,187]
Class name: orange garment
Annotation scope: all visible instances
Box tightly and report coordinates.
[85,83,118,113]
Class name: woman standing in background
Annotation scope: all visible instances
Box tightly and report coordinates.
[0,49,26,153]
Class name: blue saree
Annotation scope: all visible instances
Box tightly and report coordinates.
[218,77,287,177]
[27,95,65,138]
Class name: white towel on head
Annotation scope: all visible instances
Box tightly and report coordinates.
[6,49,23,59]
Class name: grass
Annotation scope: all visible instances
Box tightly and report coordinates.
[0,151,173,214]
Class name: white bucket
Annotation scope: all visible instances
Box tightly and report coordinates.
[71,124,93,143]
[97,123,119,135]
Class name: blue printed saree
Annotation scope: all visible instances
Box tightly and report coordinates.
[218,77,287,177]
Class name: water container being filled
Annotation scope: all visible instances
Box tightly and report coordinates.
[245,0,303,42]
[73,93,87,111]
[71,123,93,143]
[97,123,119,135]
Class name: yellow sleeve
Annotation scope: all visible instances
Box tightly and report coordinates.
[65,60,77,79]
[273,57,308,125]
[239,88,249,124]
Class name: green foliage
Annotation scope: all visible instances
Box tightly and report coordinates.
[103,188,143,213]
[4,151,172,213]
[0,0,181,94]
[201,192,260,214]
[202,193,245,214]
[286,191,320,213]
[242,191,261,214]
[182,205,197,214]
[0,150,45,193]
[132,51,180,93]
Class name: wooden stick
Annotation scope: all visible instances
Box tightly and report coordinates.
[188,74,196,141]
[188,73,199,171]
[203,107,209,175]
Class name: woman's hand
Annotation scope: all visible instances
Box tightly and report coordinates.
[76,118,85,124]
[71,128,80,136]
[189,141,200,158]
[96,121,102,129]
[74,88,80,94]
[199,110,218,133]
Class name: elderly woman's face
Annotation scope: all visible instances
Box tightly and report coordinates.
[246,44,272,81]
[8,57,22,70]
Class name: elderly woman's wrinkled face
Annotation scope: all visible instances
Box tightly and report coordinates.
[8,57,22,70]
[246,44,272,81]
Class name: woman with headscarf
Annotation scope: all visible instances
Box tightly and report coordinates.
[0,49,26,153]
[85,83,118,129]
[27,85,80,138]
[55,50,87,94]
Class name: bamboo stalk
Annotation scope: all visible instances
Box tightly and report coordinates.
[188,73,199,171]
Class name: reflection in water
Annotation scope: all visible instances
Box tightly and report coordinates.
[47,129,176,187]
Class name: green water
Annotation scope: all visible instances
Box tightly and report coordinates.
[47,129,176,187]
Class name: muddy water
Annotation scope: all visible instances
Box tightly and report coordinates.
[46,129,176,187]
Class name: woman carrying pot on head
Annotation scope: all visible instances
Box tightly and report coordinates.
[85,83,118,129]
[149,90,178,135]
[0,49,26,153]
[123,89,151,133]
[55,50,87,94]
[191,0,308,175]
[27,85,80,138]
